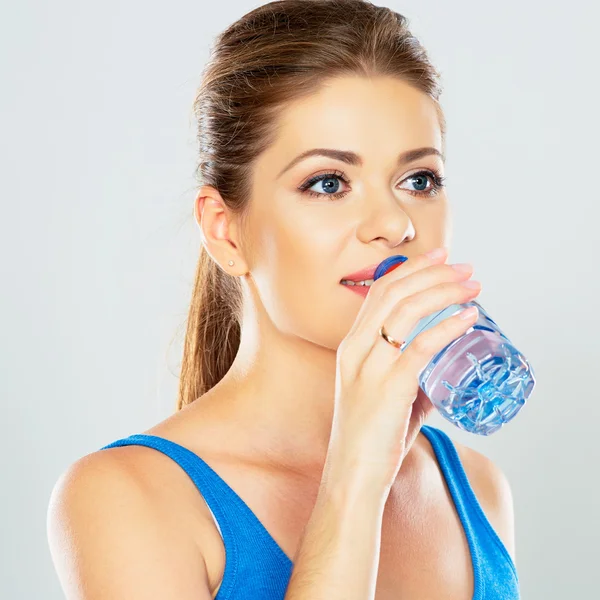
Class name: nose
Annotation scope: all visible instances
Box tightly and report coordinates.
[355,194,416,248]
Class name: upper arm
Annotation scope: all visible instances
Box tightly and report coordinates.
[454,443,517,565]
[47,451,214,600]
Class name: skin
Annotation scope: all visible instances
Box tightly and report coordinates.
[188,75,452,473]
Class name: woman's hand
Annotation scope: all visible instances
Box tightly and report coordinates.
[325,248,481,493]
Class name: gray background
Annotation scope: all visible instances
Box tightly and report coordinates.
[1,0,597,598]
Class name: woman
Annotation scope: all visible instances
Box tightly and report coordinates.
[47,1,519,598]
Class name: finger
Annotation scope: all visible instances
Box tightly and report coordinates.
[346,249,449,339]
[387,304,480,387]
[340,250,451,375]
[353,262,473,347]
[361,281,481,381]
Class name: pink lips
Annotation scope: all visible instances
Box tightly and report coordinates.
[340,264,379,283]
[341,283,370,297]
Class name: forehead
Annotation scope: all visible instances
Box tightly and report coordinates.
[264,76,443,168]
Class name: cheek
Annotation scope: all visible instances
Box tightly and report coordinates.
[253,213,360,349]
[411,199,451,247]
[259,205,340,280]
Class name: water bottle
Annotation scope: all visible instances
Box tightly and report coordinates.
[373,255,536,436]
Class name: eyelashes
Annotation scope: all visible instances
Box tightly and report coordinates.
[297,168,447,201]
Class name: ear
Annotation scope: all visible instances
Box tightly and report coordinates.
[194,186,249,275]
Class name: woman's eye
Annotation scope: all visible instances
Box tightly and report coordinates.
[307,176,348,195]
[398,170,446,198]
[298,171,351,200]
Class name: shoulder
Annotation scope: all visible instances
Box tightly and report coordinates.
[452,438,517,564]
[47,448,214,598]
[48,444,217,538]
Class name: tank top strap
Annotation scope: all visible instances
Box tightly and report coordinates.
[420,424,520,597]
[99,433,292,599]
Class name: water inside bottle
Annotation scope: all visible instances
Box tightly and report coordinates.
[419,302,536,435]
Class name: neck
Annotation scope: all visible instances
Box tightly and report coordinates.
[188,302,341,475]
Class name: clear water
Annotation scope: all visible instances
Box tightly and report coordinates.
[418,301,536,435]
[373,255,536,436]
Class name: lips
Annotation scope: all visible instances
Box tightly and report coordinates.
[340,264,380,283]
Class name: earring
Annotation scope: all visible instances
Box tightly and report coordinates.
[228,260,234,266]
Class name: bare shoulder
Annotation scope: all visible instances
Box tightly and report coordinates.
[452,438,517,564]
[47,448,214,599]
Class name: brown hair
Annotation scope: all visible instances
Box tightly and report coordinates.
[176,0,446,411]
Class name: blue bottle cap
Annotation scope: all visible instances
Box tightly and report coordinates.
[373,255,409,281]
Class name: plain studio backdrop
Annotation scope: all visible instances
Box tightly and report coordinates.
[1,1,597,598]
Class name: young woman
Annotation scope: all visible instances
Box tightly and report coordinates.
[48,1,519,598]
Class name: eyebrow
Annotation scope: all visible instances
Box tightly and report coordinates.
[277,146,445,179]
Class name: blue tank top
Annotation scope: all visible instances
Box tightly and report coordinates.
[100,424,520,599]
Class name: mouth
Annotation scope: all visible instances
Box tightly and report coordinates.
[339,263,379,285]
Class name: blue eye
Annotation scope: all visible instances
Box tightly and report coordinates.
[399,170,447,197]
[298,170,351,200]
[298,169,446,200]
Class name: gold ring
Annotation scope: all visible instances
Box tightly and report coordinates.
[379,324,407,351]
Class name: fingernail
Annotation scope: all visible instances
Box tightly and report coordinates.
[461,280,481,289]
[425,247,446,259]
[451,263,473,274]
[459,306,478,320]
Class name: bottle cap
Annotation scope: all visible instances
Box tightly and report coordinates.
[373,255,408,281]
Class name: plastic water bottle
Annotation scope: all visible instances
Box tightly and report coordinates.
[373,255,536,436]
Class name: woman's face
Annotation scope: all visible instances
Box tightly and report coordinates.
[239,75,451,350]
